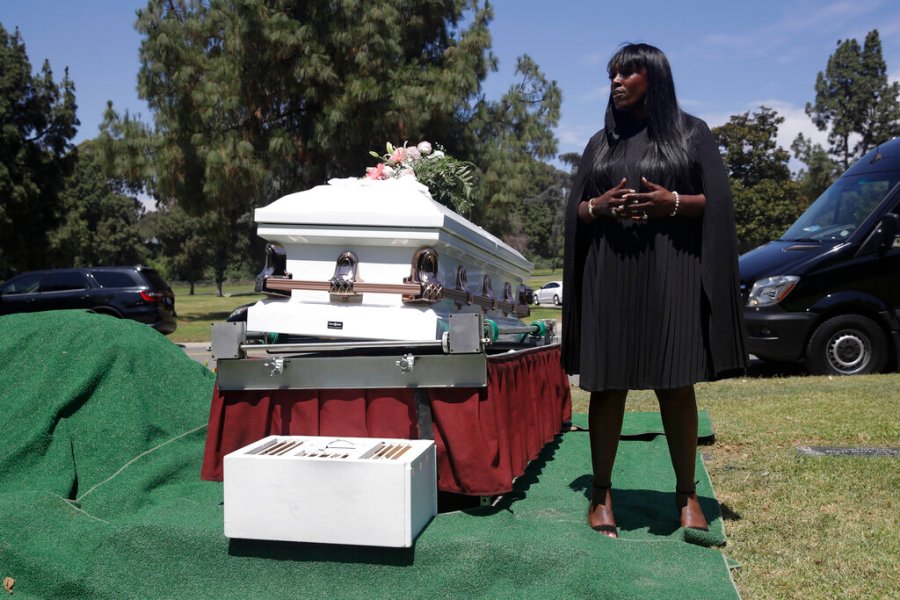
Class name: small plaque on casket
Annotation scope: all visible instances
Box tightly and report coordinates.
[223,435,437,548]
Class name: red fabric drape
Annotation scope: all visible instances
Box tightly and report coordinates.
[201,345,571,496]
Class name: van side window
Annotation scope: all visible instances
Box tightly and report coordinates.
[41,271,88,292]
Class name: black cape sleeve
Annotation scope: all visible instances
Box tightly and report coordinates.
[561,131,605,374]
[691,116,749,377]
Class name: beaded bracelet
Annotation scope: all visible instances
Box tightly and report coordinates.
[669,191,680,217]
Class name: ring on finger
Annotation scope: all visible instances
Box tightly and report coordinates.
[641,210,648,220]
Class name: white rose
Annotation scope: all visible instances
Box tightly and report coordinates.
[417,141,433,155]
[382,165,395,178]
[431,150,445,159]
[405,147,421,161]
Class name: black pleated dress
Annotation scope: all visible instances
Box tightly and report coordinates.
[574,122,716,391]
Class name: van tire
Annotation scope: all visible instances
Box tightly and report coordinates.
[805,314,887,376]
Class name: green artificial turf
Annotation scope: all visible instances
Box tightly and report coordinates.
[0,310,737,599]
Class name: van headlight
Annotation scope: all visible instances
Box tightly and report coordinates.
[747,275,800,307]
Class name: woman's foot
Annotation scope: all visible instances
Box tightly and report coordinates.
[675,487,709,531]
[588,483,618,538]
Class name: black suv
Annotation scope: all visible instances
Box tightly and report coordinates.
[0,266,177,334]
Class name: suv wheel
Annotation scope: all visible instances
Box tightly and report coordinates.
[805,314,887,376]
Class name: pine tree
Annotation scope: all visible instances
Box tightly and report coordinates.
[51,141,146,267]
[0,24,78,276]
[120,0,500,295]
[713,107,802,250]
[806,29,900,169]
[467,55,561,237]
[712,106,790,187]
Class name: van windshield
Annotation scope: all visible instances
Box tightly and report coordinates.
[782,174,899,242]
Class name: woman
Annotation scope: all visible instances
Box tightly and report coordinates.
[561,43,747,538]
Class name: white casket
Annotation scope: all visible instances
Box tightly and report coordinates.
[223,435,437,547]
[246,177,533,342]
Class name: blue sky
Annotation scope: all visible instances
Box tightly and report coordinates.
[3,0,899,171]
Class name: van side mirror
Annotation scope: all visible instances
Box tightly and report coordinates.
[856,213,900,257]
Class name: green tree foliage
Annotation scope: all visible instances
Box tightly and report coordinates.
[518,152,579,267]
[51,141,146,266]
[790,132,842,204]
[0,24,78,276]
[150,204,214,294]
[713,107,803,250]
[712,106,790,186]
[468,55,561,237]
[115,0,499,295]
[806,29,900,169]
[731,178,805,252]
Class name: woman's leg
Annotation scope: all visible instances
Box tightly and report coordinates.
[588,389,627,536]
[655,385,708,530]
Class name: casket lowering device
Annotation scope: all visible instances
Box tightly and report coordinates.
[210,177,557,397]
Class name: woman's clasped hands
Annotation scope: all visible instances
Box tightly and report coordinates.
[583,177,676,222]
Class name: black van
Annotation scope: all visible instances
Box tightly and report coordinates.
[739,138,900,375]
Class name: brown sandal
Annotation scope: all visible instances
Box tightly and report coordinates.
[588,482,618,538]
[675,484,709,531]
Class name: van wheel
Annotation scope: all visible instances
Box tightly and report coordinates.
[805,315,887,376]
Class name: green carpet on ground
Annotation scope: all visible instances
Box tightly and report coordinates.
[0,311,738,599]
[570,410,716,442]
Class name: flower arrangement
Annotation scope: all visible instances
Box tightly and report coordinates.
[365,141,476,217]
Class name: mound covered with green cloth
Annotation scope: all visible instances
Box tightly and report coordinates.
[0,311,215,497]
[0,310,738,599]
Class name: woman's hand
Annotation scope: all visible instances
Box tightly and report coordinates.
[579,178,635,223]
[620,177,677,220]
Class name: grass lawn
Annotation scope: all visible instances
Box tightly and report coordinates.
[570,379,899,599]
[168,282,265,343]
[168,280,899,598]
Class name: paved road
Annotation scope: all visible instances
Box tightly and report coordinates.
[179,342,215,370]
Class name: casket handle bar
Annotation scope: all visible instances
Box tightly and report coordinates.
[258,247,531,317]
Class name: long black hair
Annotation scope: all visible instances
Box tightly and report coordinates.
[592,43,692,191]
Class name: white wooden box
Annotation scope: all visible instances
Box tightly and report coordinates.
[223,435,437,547]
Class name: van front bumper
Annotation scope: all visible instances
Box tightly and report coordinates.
[743,307,817,362]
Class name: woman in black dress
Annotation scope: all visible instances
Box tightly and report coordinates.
[561,43,747,538]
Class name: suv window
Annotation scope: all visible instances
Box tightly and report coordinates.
[138,268,169,289]
[41,271,88,292]
[93,271,139,288]
[2,273,42,294]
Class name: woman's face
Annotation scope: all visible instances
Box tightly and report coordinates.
[609,65,648,112]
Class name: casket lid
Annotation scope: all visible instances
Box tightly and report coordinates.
[255,177,532,272]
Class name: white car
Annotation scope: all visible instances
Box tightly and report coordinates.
[532,281,563,306]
